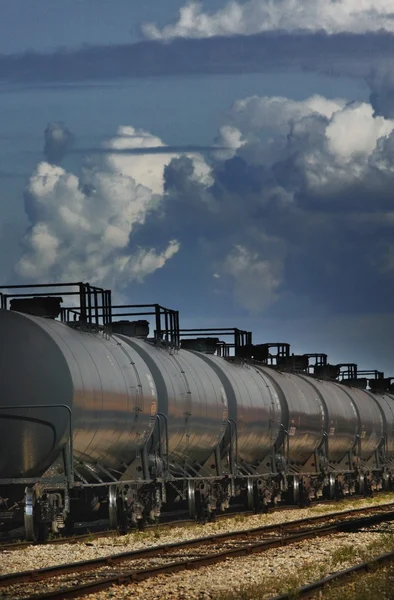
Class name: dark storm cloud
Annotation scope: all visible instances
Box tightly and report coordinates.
[141,100,394,322]
[0,32,393,85]
[367,67,394,117]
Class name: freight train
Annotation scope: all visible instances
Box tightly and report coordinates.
[0,282,393,541]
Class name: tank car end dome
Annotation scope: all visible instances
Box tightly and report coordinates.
[0,309,73,478]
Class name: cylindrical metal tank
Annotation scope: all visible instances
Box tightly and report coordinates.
[297,376,359,463]
[190,355,283,466]
[257,368,325,466]
[340,387,384,460]
[117,337,228,469]
[373,394,394,459]
[0,309,157,479]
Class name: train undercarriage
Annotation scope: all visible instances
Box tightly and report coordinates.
[1,460,392,542]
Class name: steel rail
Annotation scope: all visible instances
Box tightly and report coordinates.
[269,550,394,600]
[0,500,392,553]
[0,510,254,552]
[1,504,394,599]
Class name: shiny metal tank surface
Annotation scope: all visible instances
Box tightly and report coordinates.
[0,310,157,479]
[59,329,157,468]
[258,368,325,466]
[118,338,228,469]
[340,387,384,460]
[297,376,358,463]
[368,394,394,459]
[192,356,282,466]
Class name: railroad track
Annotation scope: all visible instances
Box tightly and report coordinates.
[0,510,253,552]
[270,550,394,599]
[1,503,394,600]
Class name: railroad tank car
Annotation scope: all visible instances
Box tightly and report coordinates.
[297,376,359,464]
[0,308,157,480]
[374,394,394,458]
[0,312,230,481]
[0,282,393,541]
[117,335,229,470]
[256,368,326,466]
[189,354,283,467]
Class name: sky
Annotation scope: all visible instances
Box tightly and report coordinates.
[1,0,394,375]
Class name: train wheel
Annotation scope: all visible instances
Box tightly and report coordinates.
[357,474,365,496]
[108,485,118,530]
[292,476,300,505]
[24,487,36,542]
[109,485,128,533]
[24,488,48,542]
[247,477,254,511]
[329,474,336,500]
[188,480,196,520]
[64,514,75,535]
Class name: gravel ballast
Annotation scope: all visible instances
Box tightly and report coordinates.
[82,521,394,600]
[1,493,393,599]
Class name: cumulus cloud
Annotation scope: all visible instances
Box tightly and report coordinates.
[220,243,283,313]
[16,126,202,289]
[231,95,346,134]
[230,94,394,167]
[325,102,394,159]
[213,125,246,161]
[143,0,394,40]
[44,122,73,164]
[230,94,394,165]
[103,126,177,195]
[15,93,394,320]
[154,92,394,316]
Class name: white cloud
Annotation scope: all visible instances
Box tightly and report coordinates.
[221,244,283,313]
[213,125,246,161]
[188,152,214,186]
[142,0,394,40]
[111,240,180,282]
[102,125,213,192]
[17,126,186,289]
[325,102,394,160]
[104,126,173,195]
[229,94,394,191]
[231,95,345,133]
